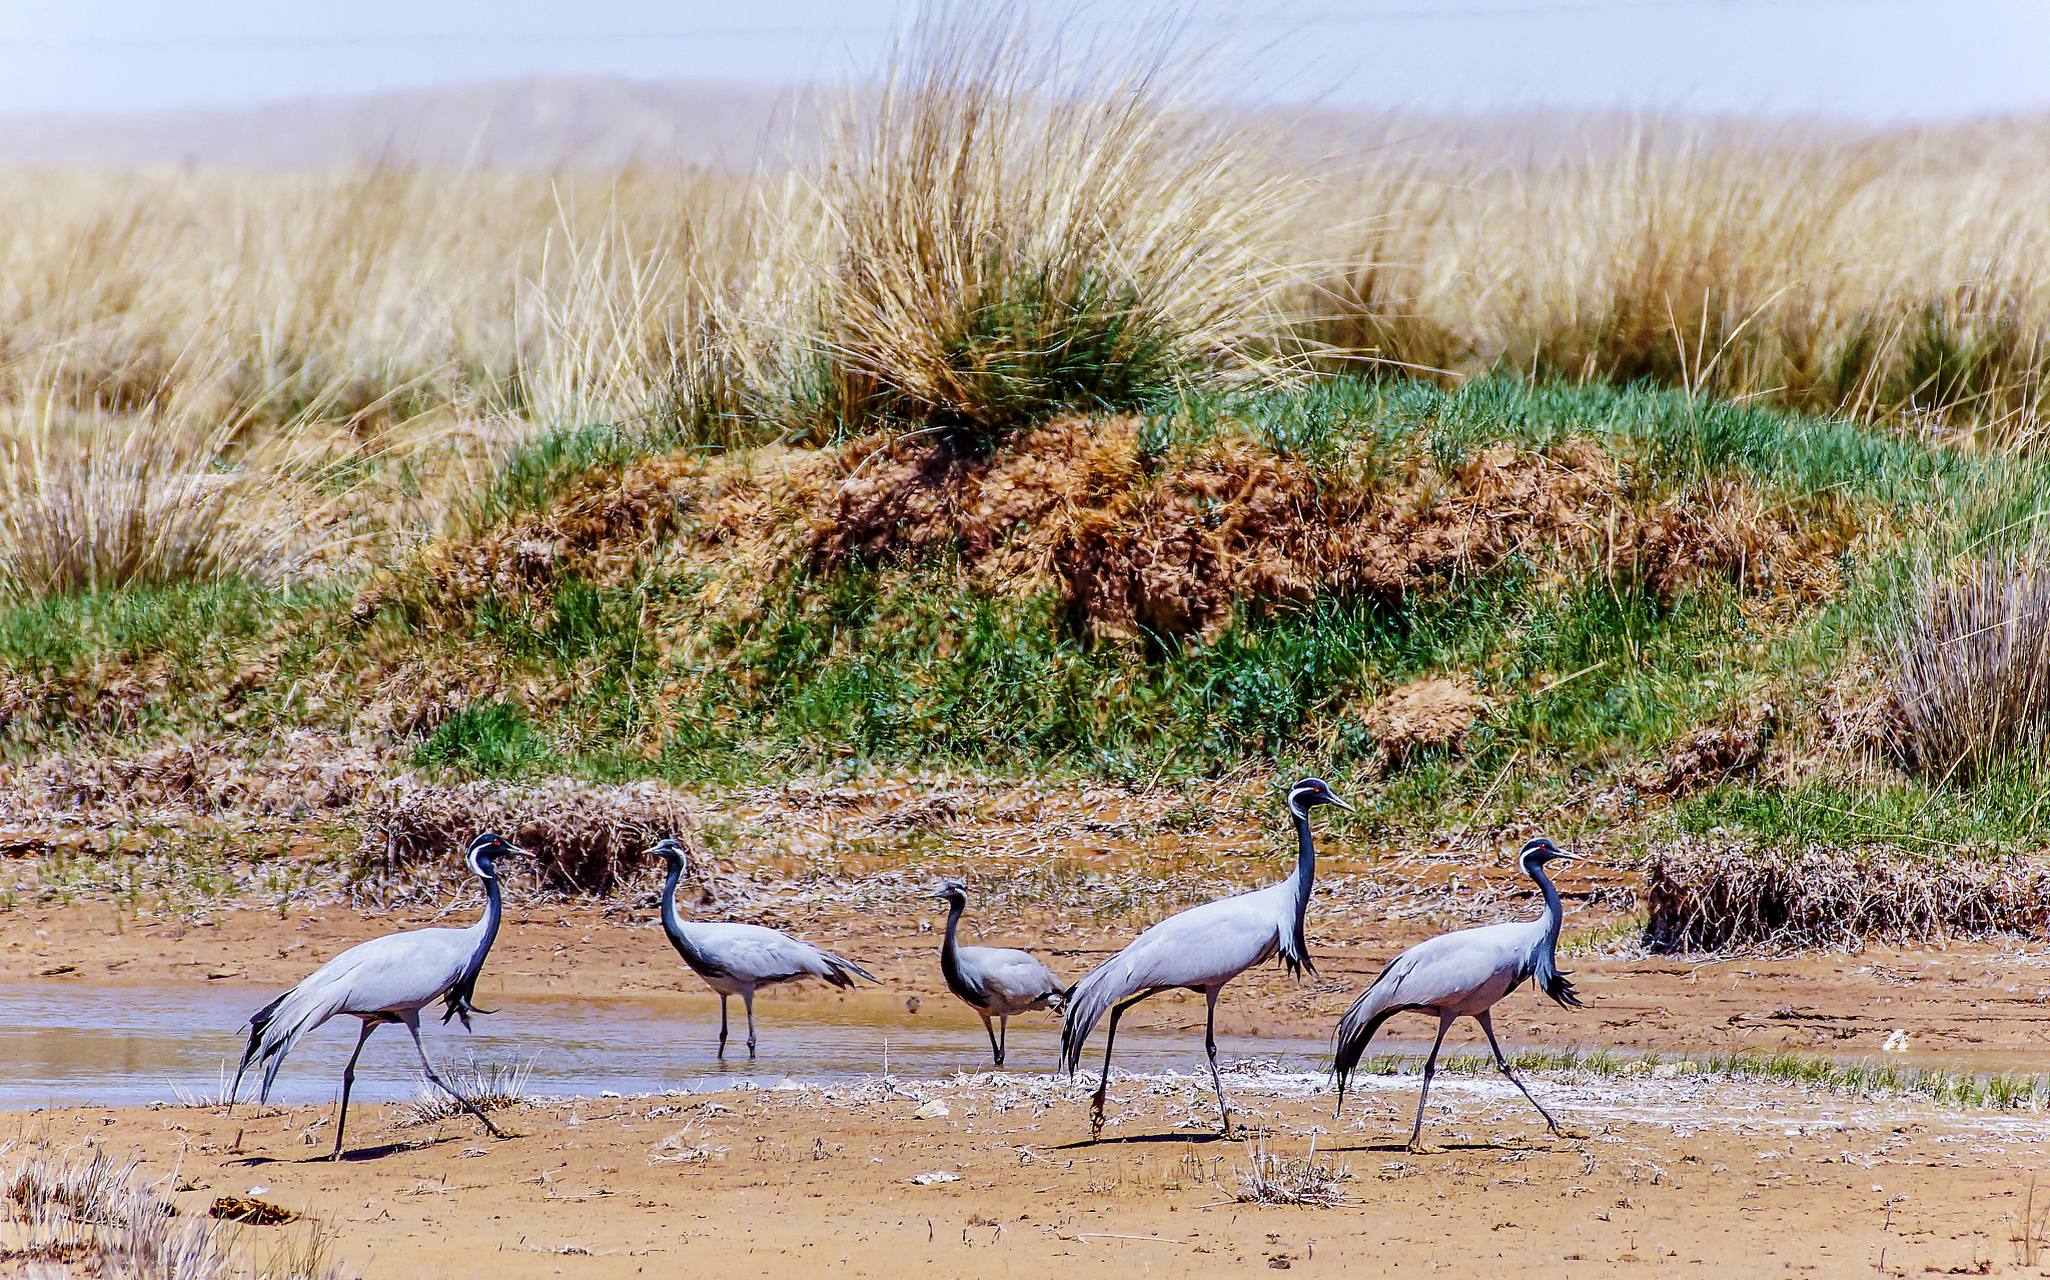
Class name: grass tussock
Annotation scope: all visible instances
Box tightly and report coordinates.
[1884,542,2050,784]
[1234,1134,1351,1207]
[723,12,1313,446]
[396,1057,533,1126]
[1642,840,2050,952]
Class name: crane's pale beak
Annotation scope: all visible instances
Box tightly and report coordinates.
[1326,793,1354,812]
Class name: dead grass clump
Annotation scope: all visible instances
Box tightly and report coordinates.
[1620,478,1860,609]
[208,1195,300,1226]
[358,777,711,896]
[1362,676,1489,768]
[1233,1134,1351,1207]
[396,1057,532,1126]
[1651,710,1775,795]
[3,733,387,821]
[0,421,286,602]
[1643,840,2050,952]
[1884,544,2050,783]
[812,423,1625,644]
[2,1146,227,1278]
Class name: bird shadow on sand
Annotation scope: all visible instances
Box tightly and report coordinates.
[1053,1130,1235,1150]
[226,1131,510,1166]
[1324,1138,1573,1156]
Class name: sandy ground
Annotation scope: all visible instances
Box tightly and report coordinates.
[5,883,2050,1277]
[11,1067,2050,1279]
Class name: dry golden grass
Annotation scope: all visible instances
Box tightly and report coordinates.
[1316,115,2050,435]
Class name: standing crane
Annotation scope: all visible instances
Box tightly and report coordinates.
[1330,835,1583,1152]
[1059,778,1350,1137]
[651,838,877,1058]
[933,880,1065,1067]
[232,832,523,1160]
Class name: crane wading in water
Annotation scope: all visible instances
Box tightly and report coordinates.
[651,838,877,1058]
[1330,835,1584,1152]
[1059,778,1351,1137]
[933,880,1066,1067]
[232,832,523,1159]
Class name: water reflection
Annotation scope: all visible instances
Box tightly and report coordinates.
[0,984,1331,1109]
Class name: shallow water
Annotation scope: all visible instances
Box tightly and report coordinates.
[0,983,1334,1109]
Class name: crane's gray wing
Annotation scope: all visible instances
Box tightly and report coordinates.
[1060,887,1288,1071]
[691,923,875,987]
[959,946,1062,1014]
[235,928,472,1101]
[1330,922,1529,1087]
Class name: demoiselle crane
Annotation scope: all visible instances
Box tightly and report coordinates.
[232,831,523,1159]
[1059,778,1350,1136]
[1330,835,1583,1151]
[933,880,1066,1067]
[652,838,877,1058]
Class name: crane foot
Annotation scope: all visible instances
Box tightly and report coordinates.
[1403,1141,1444,1156]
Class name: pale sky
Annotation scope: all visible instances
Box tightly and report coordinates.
[3,0,2047,121]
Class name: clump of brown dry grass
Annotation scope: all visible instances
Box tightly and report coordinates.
[396,1056,533,1126]
[1643,839,2050,952]
[358,777,712,896]
[1233,1134,1351,1208]
[2,1145,228,1279]
[1884,543,2050,783]
[0,733,388,823]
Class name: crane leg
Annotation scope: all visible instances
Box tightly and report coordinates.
[1203,986,1232,1137]
[1091,993,1148,1136]
[717,995,730,1059]
[329,1018,380,1160]
[1405,1013,1457,1154]
[998,1016,1009,1068]
[982,1015,1001,1067]
[1476,1010,1566,1138]
[400,1012,507,1141]
[742,991,758,1057]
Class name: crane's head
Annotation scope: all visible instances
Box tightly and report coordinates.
[1518,835,1570,872]
[649,837,689,871]
[931,880,969,906]
[465,831,524,878]
[1287,777,1353,818]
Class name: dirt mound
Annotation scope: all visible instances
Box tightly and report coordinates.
[358,778,713,897]
[1644,839,2050,951]
[1361,676,1488,766]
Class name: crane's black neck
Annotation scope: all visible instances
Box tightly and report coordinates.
[1285,802,1318,970]
[659,857,724,979]
[1530,857,1563,946]
[1523,854,1579,1008]
[442,857,504,1027]
[937,896,981,1005]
